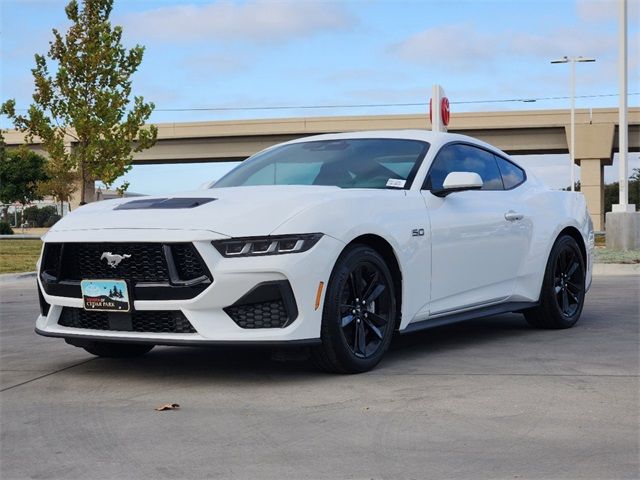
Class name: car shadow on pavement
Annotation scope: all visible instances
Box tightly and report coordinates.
[386,312,533,360]
[75,312,540,382]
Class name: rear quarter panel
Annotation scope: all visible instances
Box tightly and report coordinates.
[511,188,593,302]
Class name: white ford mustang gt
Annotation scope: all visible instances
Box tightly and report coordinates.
[36,130,593,373]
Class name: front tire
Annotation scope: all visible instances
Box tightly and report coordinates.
[312,245,397,373]
[524,235,586,329]
[82,342,155,358]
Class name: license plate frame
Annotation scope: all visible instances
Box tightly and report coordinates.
[81,279,131,312]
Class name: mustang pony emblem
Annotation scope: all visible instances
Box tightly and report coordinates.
[100,252,131,268]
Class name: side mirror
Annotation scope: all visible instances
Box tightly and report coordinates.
[432,172,483,197]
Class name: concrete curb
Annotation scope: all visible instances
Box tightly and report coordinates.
[0,235,43,240]
[592,263,640,276]
[0,264,637,284]
[0,271,36,282]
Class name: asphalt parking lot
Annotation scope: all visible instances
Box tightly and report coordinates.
[1,275,638,480]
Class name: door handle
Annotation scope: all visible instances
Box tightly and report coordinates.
[504,211,524,222]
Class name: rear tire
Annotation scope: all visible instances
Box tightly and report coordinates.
[312,244,397,373]
[82,342,154,358]
[524,235,586,329]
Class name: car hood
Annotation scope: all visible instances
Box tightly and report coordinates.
[49,185,344,238]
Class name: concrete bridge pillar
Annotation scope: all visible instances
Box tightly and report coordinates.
[579,158,606,230]
[571,123,615,231]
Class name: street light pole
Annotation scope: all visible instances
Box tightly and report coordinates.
[551,56,596,191]
[614,0,631,212]
[570,59,576,191]
[606,0,638,249]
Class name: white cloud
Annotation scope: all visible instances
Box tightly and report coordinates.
[514,154,576,189]
[119,1,355,44]
[513,153,640,190]
[577,0,640,22]
[390,22,618,70]
[390,23,493,69]
[608,153,640,183]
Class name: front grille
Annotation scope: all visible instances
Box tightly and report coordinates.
[58,307,197,334]
[62,243,169,282]
[41,243,62,275]
[225,300,290,329]
[40,242,212,300]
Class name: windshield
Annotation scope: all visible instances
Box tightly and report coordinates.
[213,138,430,190]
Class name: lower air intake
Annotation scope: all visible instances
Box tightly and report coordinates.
[225,300,289,329]
[58,308,196,334]
[224,281,298,329]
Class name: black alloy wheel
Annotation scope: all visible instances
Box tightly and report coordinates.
[339,261,393,359]
[312,245,397,373]
[524,235,586,329]
[553,245,585,318]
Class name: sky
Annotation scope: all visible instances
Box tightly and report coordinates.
[1,0,639,194]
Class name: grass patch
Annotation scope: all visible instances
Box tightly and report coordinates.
[0,240,42,274]
[594,247,640,264]
[0,239,637,274]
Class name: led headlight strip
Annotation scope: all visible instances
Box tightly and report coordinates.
[212,233,323,257]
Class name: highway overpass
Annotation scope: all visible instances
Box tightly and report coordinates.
[5,107,640,230]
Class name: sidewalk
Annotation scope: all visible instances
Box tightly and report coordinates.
[0,271,37,282]
[592,263,640,276]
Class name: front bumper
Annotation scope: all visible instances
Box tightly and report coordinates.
[35,229,345,344]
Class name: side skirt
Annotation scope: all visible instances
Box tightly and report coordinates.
[401,301,538,334]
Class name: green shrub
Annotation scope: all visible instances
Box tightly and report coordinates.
[43,214,61,228]
[21,206,40,226]
[0,222,14,235]
[39,206,59,226]
[21,205,59,227]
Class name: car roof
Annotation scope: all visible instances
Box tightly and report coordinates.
[281,129,508,157]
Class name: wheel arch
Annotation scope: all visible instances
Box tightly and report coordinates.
[344,234,403,330]
[557,226,587,264]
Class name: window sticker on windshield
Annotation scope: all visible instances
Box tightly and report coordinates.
[386,178,406,188]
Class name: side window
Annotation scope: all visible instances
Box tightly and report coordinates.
[495,156,526,189]
[425,144,504,191]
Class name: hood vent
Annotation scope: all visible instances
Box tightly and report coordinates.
[115,197,216,210]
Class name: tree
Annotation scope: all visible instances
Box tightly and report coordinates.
[1,0,157,204]
[22,205,59,227]
[631,168,640,206]
[0,130,5,162]
[0,131,6,222]
[604,168,640,213]
[562,181,581,192]
[37,153,78,213]
[0,146,49,206]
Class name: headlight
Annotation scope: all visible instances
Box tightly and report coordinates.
[212,233,323,257]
